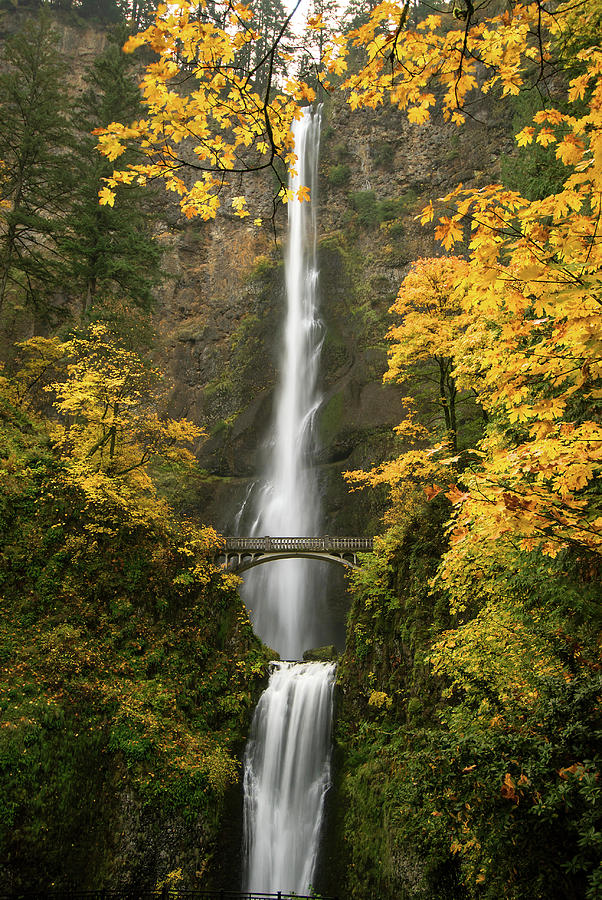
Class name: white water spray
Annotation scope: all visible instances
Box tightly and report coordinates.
[241,108,334,895]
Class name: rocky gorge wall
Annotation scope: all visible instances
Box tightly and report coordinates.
[157,90,513,535]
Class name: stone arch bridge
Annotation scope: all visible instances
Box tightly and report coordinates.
[217,536,374,574]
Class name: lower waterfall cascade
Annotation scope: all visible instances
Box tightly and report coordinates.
[240,106,335,895]
[242,661,336,894]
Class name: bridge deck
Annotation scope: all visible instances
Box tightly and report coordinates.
[224,536,373,552]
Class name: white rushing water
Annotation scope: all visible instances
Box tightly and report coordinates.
[241,106,324,662]
[241,108,335,895]
[243,661,336,894]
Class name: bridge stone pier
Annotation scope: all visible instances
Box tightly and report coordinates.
[217,536,374,574]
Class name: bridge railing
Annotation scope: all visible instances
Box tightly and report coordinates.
[224,536,373,553]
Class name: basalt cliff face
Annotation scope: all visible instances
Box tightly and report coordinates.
[159,95,511,537]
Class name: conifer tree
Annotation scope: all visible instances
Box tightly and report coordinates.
[233,0,292,94]
[0,14,73,316]
[78,0,122,23]
[61,31,161,316]
[297,0,340,88]
[120,0,158,29]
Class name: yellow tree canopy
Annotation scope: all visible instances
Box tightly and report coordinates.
[96,0,591,215]
[13,325,204,530]
[385,255,471,383]
[96,0,316,220]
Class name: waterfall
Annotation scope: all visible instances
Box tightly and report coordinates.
[243,662,336,894]
[241,106,324,662]
[241,107,334,895]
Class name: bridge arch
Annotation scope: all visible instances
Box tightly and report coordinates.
[217,536,374,574]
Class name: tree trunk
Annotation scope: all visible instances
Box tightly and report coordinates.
[438,357,451,431]
[109,402,119,459]
[0,173,25,315]
[438,357,458,452]
[448,372,457,452]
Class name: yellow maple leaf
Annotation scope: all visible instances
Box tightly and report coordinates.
[435,217,464,250]
[98,187,116,207]
[331,57,347,76]
[556,136,584,165]
[408,105,430,125]
[231,195,250,217]
[536,128,556,147]
[123,33,147,54]
[419,201,434,225]
[568,73,590,101]
[516,126,535,146]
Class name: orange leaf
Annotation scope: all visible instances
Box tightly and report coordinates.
[424,484,443,501]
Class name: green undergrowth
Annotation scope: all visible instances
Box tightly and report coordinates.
[330,498,602,900]
[0,397,270,889]
[347,190,418,228]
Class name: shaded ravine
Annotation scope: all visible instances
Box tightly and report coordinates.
[241,108,335,895]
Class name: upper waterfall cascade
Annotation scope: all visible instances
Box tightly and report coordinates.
[239,105,324,662]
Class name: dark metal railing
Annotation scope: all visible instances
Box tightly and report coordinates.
[224,536,373,553]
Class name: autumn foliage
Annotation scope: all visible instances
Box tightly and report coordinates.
[96,0,317,219]
[97,0,600,569]
[337,6,602,564]
[316,2,601,895]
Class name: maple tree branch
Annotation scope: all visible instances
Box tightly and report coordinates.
[457,468,601,544]
[534,0,546,86]
[446,200,600,297]
[86,431,114,459]
[453,0,474,111]
[387,0,411,69]
[581,192,602,274]
[17,359,62,404]
[111,449,152,477]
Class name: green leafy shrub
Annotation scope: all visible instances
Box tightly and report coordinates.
[349,192,411,227]
[333,496,602,900]
[328,163,352,187]
[0,397,271,889]
[333,141,350,163]
[349,190,380,225]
